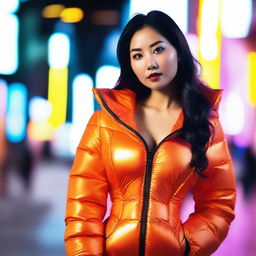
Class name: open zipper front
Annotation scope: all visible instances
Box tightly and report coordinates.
[138,130,181,256]
[96,91,182,256]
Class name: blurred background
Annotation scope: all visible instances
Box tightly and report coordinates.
[0,0,256,255]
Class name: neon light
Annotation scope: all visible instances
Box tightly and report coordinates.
[248,52,256,105]
[29,96,52,122]
[0,0,19,74]
[60,8,84,23]
[96,65,120,89]
[222,0,252,38]
[47,32,70,128]
[0,79,7,162]
[6,83,27,143]
[129,0,188,33]
[42,4,65,18]
[71,74,94,155]
[198,0,222,89]
[0,79,7,118]
[232,107,254,148]
[48,67,68,128]
[0,14,19,75]
[48,33,70,69]
[185,34,199,59]
[51,123,72,158]
[200,0,220,60]
[221,91,244,135]
[27,120,54,141]
[0,0,20,13]
[27,97,54,141]
[100,30,120,64]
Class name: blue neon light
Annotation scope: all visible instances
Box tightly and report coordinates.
[6,83,27,143]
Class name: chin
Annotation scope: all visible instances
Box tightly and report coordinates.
[145,83,171,91]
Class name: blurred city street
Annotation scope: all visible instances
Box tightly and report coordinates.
[0,159,70,256]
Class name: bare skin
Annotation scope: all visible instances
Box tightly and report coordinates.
[130,26,182,152]
[135,90,181,152]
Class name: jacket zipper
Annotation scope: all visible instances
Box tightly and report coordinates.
[139,153,153,256]
[97,92,181,256]
[138,131,181,256]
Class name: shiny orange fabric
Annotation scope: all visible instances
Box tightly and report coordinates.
[64,88,236,256]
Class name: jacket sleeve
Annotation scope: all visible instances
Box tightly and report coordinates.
[64,110,108,256]
[183,118,236,256]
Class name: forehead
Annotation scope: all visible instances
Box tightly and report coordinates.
[130,26,168,48]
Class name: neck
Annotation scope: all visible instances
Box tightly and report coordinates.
[138,87,180,111]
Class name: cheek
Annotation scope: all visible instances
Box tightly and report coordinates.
[131,62,143,78]
[164,55,178,71]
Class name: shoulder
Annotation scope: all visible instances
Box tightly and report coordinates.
[199,85,223,110]
[88,110,108,124]
[198,84,223,120]
[89,110,118,132]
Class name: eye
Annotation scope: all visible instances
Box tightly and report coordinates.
[132,53,142,60]
[153,46,165,54]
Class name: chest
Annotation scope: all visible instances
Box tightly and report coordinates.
[99,110,192,198]
[103,126,192,199]
[134,106,181,152]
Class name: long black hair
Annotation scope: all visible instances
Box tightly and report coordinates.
[115,10,213,176]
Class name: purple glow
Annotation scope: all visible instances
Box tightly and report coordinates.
[0,79,7,117]
[220,38,252,147]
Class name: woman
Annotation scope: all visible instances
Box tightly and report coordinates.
[64,10,236,256]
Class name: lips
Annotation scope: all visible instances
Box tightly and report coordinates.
[147,72,162,81]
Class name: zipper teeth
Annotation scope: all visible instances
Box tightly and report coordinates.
[138,132,180,256]
[97,92,181,256]
[139,155,153,256]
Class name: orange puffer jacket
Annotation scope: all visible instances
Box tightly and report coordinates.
[64,88,236,256]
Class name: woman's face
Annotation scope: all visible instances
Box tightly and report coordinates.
[130,26,178,91]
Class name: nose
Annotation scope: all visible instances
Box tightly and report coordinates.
[147,55,158,70]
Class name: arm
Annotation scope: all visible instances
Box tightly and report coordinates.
[183,118,236,256]
[64,111,108,256]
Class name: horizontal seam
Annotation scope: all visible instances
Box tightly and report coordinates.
[76,147,99,154]
[69,174,107,182]
[195,206,234,221]
[210,158,232,168]
[194,188,235,197]
[66,217,102,222]
[66,234,104,239]
[66,198,106,207]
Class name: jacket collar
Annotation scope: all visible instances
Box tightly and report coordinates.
[92,88,138,130]
[92,87,222,132]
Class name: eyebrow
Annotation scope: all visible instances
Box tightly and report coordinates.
[130,40,164,53]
